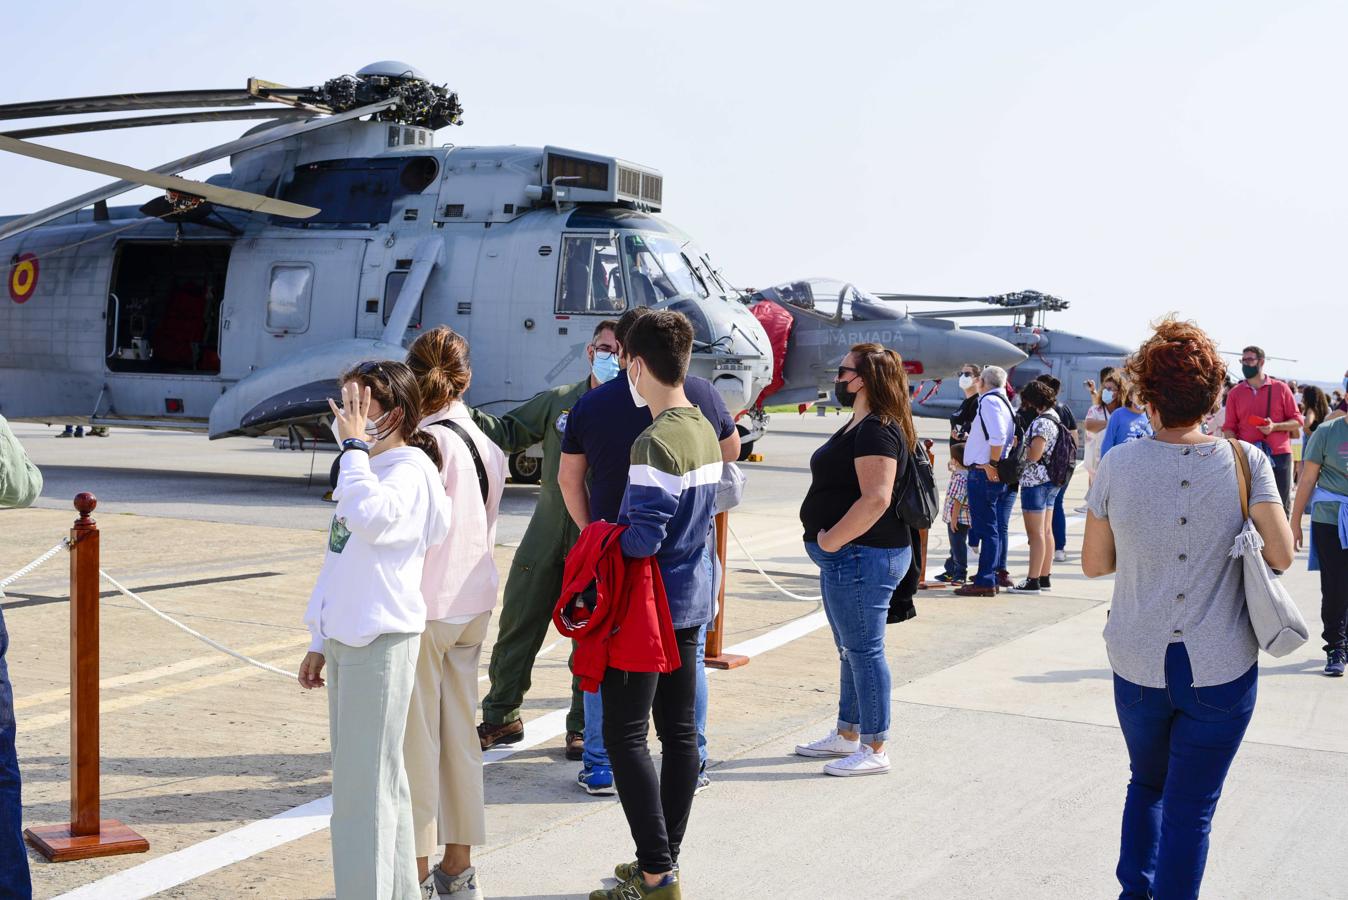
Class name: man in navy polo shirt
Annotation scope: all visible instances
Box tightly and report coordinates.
[559,307,739,796]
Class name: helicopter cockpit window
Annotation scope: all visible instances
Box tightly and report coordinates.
[620,233,710,307]
[276,156,440,227]
[266,264,313,333]
[556,235,627,314]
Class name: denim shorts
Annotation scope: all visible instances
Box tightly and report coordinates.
[1019,481,1060,512]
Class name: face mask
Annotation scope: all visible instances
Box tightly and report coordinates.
[364,411,392,439]
[958,374,974,390]
[1342,377,1348,393]
[1101,389,1115,405]
[628,361,648,409]
[835,377,857,408]
[1241,363,1260,380]
[591,351,619,384]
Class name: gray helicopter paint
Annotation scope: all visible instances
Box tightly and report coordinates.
[0,117,773,443]
[911,325,1129,421]
[748,279,1028,411]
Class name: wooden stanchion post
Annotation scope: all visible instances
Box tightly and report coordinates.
[703,511,748,670]
[25,493,149,862]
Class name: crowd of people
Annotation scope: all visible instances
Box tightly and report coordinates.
[2,307,1345,900]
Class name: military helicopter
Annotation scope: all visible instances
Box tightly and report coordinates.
[741,277,1029,428]
[0,62,774,482]
[884,289,1130,420]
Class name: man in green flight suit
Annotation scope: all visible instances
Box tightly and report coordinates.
[471,319,619,758]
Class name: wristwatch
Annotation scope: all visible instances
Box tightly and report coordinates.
[340,438,370,455]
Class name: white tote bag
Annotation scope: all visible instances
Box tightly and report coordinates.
[1227,439,1309,657]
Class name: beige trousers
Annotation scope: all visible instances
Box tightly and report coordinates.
[326,632,421,900]
[404,612,492,857]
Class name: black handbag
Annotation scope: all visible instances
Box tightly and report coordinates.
[977,393,1022,484]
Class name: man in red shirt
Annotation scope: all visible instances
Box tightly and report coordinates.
[1222,345,1303,513]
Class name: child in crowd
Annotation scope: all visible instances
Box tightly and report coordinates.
[591,311,720,900]
[298,361,451,900]
[935,442,972,585]
[405,328,507,899]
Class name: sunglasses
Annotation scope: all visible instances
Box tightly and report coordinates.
[836,365,859,380]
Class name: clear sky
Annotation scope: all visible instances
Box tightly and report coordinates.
[4,0,1343,381]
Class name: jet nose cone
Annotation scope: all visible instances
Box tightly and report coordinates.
[958,329,1028,369]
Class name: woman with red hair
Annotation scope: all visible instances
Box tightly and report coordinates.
[1082,318,1294,900]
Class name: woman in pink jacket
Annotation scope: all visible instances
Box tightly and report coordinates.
[405,327,507,899]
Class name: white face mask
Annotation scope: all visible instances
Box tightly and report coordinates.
[364,411,392,439]
[628,361,648,409]
[1101,389,1115,405]
[958,374,974,390]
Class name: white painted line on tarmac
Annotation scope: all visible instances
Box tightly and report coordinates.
[54,515,1086,900]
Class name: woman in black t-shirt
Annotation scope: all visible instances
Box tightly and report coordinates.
[796,342,917,778]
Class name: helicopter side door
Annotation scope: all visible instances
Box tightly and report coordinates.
[219,236,369,380]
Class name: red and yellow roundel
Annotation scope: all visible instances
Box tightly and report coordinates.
[8,253,39,304]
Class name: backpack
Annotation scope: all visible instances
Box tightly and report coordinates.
[1029,409,1078,487]
[977,392,1023,485]
[895,438,940,530]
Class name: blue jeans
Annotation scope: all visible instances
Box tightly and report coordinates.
[1114,643,1257,900]
[1052,468,1072,550]
[805,541,909,743]
[967,468,1009,587]
[1019,482,1060,513]
[584,621,709,769]
[943,524,968,579]
[996,484,1016,571]
[0,606,32,899]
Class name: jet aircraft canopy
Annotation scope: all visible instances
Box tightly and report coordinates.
[760,278,906,322]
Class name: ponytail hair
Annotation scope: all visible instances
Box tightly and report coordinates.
[407,326,472,416]
[339,359,442,470]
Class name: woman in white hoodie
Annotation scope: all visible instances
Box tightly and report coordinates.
[404,328,507,899]
[299,360,451,900]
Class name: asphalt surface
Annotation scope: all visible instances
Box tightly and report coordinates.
[2,413,1344,899]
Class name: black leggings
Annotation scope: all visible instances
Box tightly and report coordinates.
[601,626,702,876]
[1314,521,1348,652]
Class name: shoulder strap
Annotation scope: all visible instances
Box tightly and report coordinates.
[1227,438,1250,520]
[1265,382,1273,418]
[433,419,490,505]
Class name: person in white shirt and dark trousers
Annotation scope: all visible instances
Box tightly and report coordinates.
[299,362,452,900]
[956,366,1016,597]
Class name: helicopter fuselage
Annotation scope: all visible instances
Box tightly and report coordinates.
[0,119,773,444]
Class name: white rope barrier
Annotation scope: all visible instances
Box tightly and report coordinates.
[727,525,823,602]
[0,538,70,596]
[99,569,298,680]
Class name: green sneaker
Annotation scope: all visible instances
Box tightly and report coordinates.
[590,869,681,900]
[614,861,680,881]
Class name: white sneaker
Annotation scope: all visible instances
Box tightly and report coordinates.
[425,866,481,899]
[1053,550,1067,563]
[794,729,861,758]
[823,745,891,777]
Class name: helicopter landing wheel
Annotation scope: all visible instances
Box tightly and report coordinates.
[509,451,542,485]
[736,423,755,462]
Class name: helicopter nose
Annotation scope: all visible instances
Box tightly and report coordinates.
[949,328,1028,372]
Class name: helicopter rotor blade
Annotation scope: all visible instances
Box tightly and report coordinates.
[0,134,319,219]
[2,108,314,140]
[0,99,393,241]
[909,304,1042,319]
[873,293,994,303]
[0,81,324,121]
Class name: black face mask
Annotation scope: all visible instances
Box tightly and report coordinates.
[836,378,858,408]
[1241,364,1261,380]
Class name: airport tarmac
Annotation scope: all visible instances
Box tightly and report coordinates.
[2,414,1345,899]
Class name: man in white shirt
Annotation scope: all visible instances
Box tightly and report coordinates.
[957,366,1016,597]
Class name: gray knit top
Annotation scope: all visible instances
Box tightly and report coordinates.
[1086,438,1278,688]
